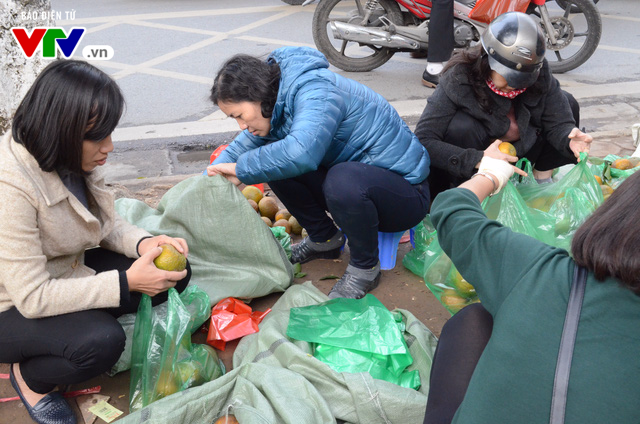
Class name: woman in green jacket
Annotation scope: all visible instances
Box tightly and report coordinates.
[424,150,640,423]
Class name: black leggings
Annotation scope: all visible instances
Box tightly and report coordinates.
[0,248,190,394]
[268,162,431,269]
[423,303,493,424]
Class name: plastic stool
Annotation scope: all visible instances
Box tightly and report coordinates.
[378,228,416,270]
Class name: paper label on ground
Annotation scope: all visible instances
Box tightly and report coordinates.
[88,400,123,423]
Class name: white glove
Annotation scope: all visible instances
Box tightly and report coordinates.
[477,156,516,194]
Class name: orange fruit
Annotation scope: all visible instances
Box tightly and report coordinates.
[600,184,614,200]
[153,244,187,272]
[288,216,303,235]
[273,219,292,234]
[274,209,292,222]
[498,142,517,156]
[214,416,239,424]
[440,289,468,313]
[155,371,179,399]
[450,272,476,299]
[594,175,603,184]
[258,197,279,220]
[261,216,273,227]
[612,158,633,170]
[242,185,263,203]
[247,199,259,213]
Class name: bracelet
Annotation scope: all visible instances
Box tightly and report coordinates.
[472,172,498,196]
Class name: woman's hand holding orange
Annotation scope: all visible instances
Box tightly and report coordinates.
[138,235,188,258]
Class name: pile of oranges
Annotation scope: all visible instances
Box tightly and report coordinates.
[241,185,303,235]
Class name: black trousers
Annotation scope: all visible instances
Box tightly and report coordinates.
[428,0,455,63]
[0,248,191,394]
[268,162,431,269]
[429,91,580,203]
[423,303,493,424]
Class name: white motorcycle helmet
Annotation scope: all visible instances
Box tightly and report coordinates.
[481,12,546,89]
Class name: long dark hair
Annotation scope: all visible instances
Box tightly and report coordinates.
[210,54,281,119]
[571,170,640,294]
[443,44,544,113]
[12,60,124,174]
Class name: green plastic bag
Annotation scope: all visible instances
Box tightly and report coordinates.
[589,154,640,189]
[482,182,557,246]
[129,286,224,411]
[270,226,291,259]
[110,284,215,376]
[404,158,536,279]
[516,153,603,250]
[406,155,603,314]
[411,182,558,315]
[518,153,602,214]
[416,238,480,316]
[286,294,420,389]
[402,215,437,278]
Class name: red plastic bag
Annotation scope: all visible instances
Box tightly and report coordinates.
[209,144,229,164]
[468,0,530,24]
[206,298,271,351]
[208,144,264,193]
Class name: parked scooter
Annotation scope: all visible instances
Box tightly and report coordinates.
[305,0,601,74]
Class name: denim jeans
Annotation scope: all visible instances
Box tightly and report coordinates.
[269,162,430,268]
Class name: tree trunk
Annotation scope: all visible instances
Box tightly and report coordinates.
[0,0,54,135]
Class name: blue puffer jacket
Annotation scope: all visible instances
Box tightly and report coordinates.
[213,46,430,184]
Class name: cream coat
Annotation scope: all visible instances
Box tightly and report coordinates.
[0,133,151,318]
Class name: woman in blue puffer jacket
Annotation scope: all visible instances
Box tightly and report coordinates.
[207,46,431,299]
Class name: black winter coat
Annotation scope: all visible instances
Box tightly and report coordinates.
[414,60,577,179]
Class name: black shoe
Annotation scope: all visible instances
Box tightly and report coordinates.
[422,69,439,88]
[328,269,381,299]
[290,236,344,265]
[9,364,77,424]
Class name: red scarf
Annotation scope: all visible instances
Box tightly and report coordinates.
[486,79,527,99]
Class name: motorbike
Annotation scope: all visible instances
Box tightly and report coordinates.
[303,0,601,74]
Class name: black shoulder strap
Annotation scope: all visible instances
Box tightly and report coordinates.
[550,264,587,424]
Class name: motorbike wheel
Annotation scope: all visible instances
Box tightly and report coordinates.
[312,0,403,72]
[529,0,601,73]
[555,0,599,14]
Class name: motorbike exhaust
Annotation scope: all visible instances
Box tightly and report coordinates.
[330,21,421,50]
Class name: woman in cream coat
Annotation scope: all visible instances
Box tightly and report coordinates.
[0,60,190,424]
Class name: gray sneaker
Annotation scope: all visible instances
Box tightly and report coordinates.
[290,236,344,265]
[328,269,381,299]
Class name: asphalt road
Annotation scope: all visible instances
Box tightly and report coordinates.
[47,0,640,181]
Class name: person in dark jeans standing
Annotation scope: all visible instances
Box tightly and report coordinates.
[0,60,191,424]
[207,46,431,300]
[420,0,455,87]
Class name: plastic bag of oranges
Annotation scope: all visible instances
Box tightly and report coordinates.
[589,154,640,192]
[129,286,224,411]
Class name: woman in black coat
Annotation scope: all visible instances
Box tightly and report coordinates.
[415,12,592,202]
